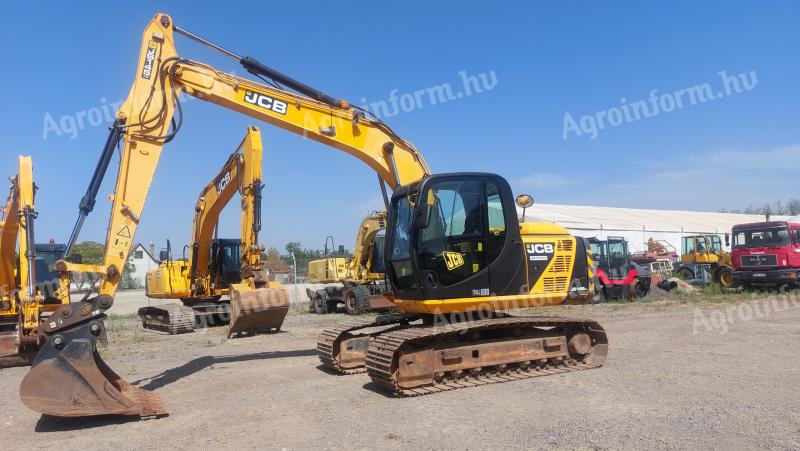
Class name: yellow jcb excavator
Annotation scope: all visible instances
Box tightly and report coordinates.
[20,13,607,419]
[142,126,288,335]
[306,211,393,315]
[0,157,70,367]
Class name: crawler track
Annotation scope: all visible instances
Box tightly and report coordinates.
[138,304,196,334]
[365,316,607,396]
[317,314,416,374]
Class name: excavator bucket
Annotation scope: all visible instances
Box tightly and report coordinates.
[228,284,290,337]
[0,332,34,368]
[0,332,17,358]
[19,312,166,418]
[0,336,34,368]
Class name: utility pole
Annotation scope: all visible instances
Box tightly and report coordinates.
[290,252,298,304]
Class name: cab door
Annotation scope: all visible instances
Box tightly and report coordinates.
[413,174,525,300]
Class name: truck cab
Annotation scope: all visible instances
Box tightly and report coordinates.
[731,221,800,289]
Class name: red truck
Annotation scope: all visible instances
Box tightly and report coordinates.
[731,220,800,289]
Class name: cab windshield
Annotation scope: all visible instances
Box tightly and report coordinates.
[733,226,789,249]
[34,250,61,285]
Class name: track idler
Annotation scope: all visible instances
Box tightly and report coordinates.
[19,296,167,418]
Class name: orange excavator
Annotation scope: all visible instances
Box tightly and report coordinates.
[20,13,607,419]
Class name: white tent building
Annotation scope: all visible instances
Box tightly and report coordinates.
[518,203,791,254]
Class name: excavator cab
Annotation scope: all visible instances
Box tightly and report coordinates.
[387,173,526,303]
[209,238,242,288]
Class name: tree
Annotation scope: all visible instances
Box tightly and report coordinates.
[263,247,290,273]
[787,199,800,216]
[70,241,104,264]
[280,242,323,277]
[724,199,800,217]
[120,262,141,290]
[68,241,140,290]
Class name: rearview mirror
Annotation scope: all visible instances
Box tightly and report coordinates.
[515,194,534,209]
[414,204,432,229]
[515,194,534,222]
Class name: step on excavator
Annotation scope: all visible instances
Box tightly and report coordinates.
[142,126,288,335]
[0,156,71,368]
[20,13,607,419]
[306,211,394,315]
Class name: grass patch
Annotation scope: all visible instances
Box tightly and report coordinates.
[108,312,138,321]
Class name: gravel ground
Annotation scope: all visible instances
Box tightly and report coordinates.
[1,294,799,450]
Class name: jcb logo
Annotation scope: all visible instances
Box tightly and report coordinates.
[243,90,288,115]
[141,43,157,80]
[526,243,554,254]
[442,251,465,270]
[216,172,232,193]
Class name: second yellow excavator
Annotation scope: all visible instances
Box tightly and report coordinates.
[306,211,393,314]
[142,127,288,335]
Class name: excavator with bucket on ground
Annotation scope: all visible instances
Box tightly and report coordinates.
[306,211,394,315]
[0,156,70,368]
[19,13,608,419]
[142,126,288,335]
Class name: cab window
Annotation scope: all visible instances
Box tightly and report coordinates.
[683,236,695,254]
[710,235,722,253]
[486,183,506,262]
[417,180,485,287]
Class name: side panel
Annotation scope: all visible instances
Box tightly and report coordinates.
[522,235,577,298]
[145,262,191,299]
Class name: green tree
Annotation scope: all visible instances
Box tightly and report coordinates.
[281,242,323,277]
[70,241,104,264]
[69,241,140,290]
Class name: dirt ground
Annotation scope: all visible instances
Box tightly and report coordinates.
[1,292,799,450]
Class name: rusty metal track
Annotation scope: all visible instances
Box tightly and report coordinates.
[317,314,416,374]
[365,316,608,396]
[318,316,380,374]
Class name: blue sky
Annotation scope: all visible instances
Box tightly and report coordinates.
[0,1,797,252]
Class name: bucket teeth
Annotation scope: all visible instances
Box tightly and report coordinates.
[19,318,167,418]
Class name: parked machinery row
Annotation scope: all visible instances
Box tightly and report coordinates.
[8,10,795,426]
